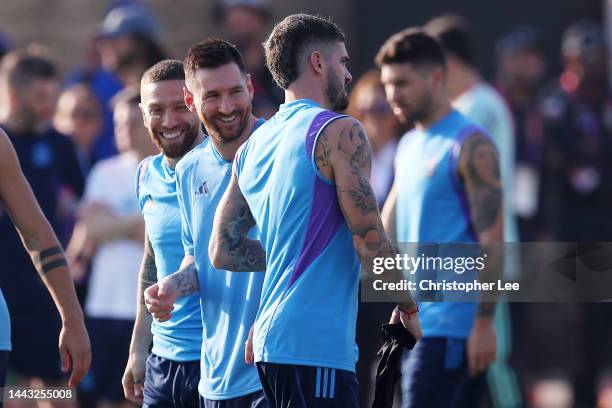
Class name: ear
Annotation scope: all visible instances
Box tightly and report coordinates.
[183,86,197,113]
[245,74,254,101]
[138,102,147,122]
[309,50,325,76]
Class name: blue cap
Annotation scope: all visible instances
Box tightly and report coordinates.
[98,4,160,39]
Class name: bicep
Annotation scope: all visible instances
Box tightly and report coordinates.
[327,119,381,236]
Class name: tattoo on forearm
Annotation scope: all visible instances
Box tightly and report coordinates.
[220,201,266,271]
[139,237,158,305]
[174,262,199,297]
[335,124,377,215]
[32,245,68,275]
[464,136,502,233]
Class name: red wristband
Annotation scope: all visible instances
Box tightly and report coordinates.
[398,305,419,316]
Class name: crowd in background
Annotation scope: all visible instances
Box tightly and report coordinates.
[0,1,611,407]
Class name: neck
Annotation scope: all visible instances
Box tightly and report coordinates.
[165,129,206,169]
[285,78,329,109]
[416,95,453,130]
[211,114,258,162]
[448,63,479,100]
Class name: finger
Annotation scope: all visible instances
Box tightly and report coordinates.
[389,306,400,324]
[69,355,87,387]
[134,380,145,404]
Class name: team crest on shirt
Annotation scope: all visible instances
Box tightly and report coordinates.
[195,181,209,196]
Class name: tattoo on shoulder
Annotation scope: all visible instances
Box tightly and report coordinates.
[463,135,502,233]
[336,124,377,215]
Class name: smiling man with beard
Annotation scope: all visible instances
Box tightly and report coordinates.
[143,39,267,408]
[122,60,204,408]
[201,14,421,407]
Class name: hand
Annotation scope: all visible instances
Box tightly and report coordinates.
[144,279,177,322]
[467,317,496,377]
[390,306,423,341]
[59,318,91,387]
[245,325,254,364]
[122,352,147,404]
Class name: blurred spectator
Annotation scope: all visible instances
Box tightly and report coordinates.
[66,87,157,408]
[538,20,612,407]
[348,68,402,208]
[495,26,548,241]
[0,30,13,62]
[0,50,85,396]
[214,0,283,118]
[54,83,103,176]
[425,15,522,408]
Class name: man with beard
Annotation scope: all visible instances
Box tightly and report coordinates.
[206,14,421,407]
[121,60,204,408]
[378,29,503,407]
[144,39,267,408]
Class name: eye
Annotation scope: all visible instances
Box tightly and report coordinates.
[175,105,189,113]
[231,88,243,95]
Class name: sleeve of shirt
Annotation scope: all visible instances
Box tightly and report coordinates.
[175,164,195,256]
[135,158,150,212]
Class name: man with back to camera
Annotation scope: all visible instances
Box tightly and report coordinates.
[204,14,421,407]
[377,28,501,407]
[121,60,204,408]
[144,38,268,408]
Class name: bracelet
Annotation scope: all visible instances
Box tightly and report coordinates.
[398,305,419,317]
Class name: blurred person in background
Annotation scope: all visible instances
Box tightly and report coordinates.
[494,26,548,242]
[66,87,157,408]
[214,0,283,118]
[0,50,85,398]
[347,68,402,407]
[537,20,612,408]
[54,83,104,176]
[425,16,522,408]
[0,30,13,62]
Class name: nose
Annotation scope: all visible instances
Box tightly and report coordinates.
[218,95,235,115]
[345,69,353,85]
[162,109,177,128]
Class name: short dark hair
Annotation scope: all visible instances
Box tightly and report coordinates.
[141,59,185,88]
[0,51,57,90]
[375,28,446,70]
[184,38,245,82]
[264,14,345,89]
[111,85,140,109]
[425,14,473,66]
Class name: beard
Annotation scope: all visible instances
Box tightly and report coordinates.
[149,121,199,159]
[325,71,349,112]
[201,104,251,144]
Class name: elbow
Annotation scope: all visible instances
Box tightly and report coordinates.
[208,238,227,270]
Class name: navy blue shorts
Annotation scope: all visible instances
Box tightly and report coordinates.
[8,304,63,381]
[199,390,267,408]
[143,353,200,408]
[88,317,134,401]
[256,362,358,408]
[401,337,486,408]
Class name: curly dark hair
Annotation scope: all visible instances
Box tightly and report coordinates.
[184,38,245,83]
[264,14,345,89]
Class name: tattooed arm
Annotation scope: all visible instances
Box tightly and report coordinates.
[0,129,90,386]
[209,169,266,272]
[315,117,420,338]
[458,133,503,376]
[122,230,156,403]
[144,255,199,322]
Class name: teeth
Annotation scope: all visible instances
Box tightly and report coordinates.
[218,115,236,123]
[161,130,181,140]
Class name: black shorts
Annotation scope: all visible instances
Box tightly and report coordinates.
[88,317,134,402]
[143,353,200,408]
[199,390,267,408]
[8,304,63,381]
[256,362,358,408]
